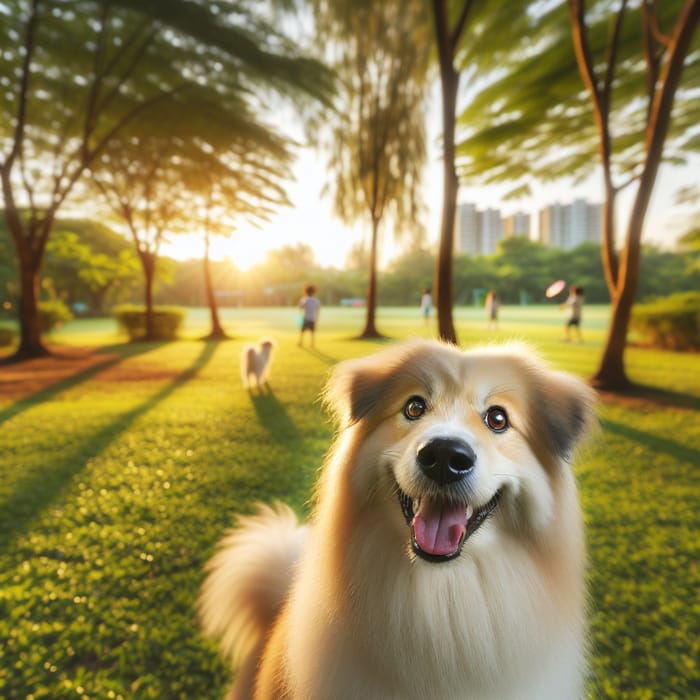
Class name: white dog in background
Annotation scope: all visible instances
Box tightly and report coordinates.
[240,339,274,391]
[204,339,596,699]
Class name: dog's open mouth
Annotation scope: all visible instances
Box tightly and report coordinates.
[398,487,503,563]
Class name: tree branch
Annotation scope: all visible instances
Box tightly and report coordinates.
[1,0,39,176]
[602,0,629,116]
[82,0,111,155]
[93,27,158,123]
[645,0,673,47]
[450,0,475,49]
[643,0,700,168]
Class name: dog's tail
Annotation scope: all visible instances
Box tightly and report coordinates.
[198,502,306,670]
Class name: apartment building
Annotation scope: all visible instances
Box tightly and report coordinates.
[538,198,602,250]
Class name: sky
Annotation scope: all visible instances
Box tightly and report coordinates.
[162,103,700,272]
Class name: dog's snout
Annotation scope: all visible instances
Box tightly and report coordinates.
[416,438,476,485]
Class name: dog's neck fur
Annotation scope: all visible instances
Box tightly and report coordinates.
[280,447,586,700]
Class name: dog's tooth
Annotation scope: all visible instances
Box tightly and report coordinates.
[466,504,474,521]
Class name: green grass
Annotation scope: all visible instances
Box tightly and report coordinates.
[1,306,698,699]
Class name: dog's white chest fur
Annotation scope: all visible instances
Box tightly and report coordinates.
[285,511,585,700]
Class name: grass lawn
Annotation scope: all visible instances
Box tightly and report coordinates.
[0,305,698,699]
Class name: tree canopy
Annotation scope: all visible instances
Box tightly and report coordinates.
[0,0,333,358]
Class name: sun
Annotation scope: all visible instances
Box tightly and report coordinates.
[161,230,266,270]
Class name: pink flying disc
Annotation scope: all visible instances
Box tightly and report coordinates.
[545,279,566,298]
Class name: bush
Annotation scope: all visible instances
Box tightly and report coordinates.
[39,299,73,333]
[631,292,700,351]
[114,304,185,341]
[0,327,14,346]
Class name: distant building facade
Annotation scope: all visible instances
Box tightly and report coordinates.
[455,203,505,256]
[502,211,531,239]
[456,198,599,255]
[538,198,602,250]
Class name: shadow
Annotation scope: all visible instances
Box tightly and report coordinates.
[300,346,338,365]
[248,388,301,445]
[0,340,219,552]
[602,418,700,465]
[598,384,700,411]
[349,334,394,345]
[0,341,167,430]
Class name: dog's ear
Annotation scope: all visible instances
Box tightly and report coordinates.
[324,356,392,426]
[531,369,597,462]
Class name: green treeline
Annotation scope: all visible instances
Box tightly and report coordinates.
[2,222,697,315]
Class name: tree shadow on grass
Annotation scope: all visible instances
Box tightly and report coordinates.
[349,334,394,345]
[602,418,700,465]
[598,384,700,411]
[0,341,169,430]
[0,340,220,553]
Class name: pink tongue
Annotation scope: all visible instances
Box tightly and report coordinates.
[412,499,468,556]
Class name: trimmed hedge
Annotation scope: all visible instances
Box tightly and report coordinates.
[114,304,185,341]
[39,299,73,332]
[631,292,700,351]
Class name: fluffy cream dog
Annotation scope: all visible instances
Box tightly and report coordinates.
[200,339,596,699]
[240,339,274,391]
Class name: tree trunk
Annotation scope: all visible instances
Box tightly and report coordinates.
[432,1,460,345]
[591,0,700,390]
[89,285,109,316]
[14,245,49,359]
[592,183,646,390]
[140,251,156,340]
[1,203,51,360]
[203,232,227,340]
[359,216,382,339]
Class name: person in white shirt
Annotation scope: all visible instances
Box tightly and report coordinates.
[298,284,321,348]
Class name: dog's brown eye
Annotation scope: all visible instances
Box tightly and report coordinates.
[403,396,427,420]
[484,406,508,432]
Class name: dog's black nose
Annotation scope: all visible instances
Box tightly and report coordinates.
[416,438,476,484]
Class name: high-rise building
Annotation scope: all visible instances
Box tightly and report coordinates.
[502,211,531,238]
[538,199,602,250]
[481,208,502,254]
[455,202,503,255]
[455,202,480,255]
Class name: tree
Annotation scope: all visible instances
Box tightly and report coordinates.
[0,0,332,359]
[182,138,293,340]
[314,0,430,338]
[429,1,538,343]
[91,137,189,339]
[91,92,295,340]
[45,230,140,314]
[455,0,700,388]
[430,0,475,344]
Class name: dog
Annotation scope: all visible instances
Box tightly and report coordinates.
[240,339,274,391]
[200,339,596,699]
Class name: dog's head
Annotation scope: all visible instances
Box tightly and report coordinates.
[324,339,596,564]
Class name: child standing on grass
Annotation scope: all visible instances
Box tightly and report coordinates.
[485,289,499,330]
[298,284,321,348]
[562,285,584,343]
[420,287,432,326]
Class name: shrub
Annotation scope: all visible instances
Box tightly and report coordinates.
[631,292,700,351]
[0,327,14,346]
[114,304,185,341]
[39,299,73,333]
